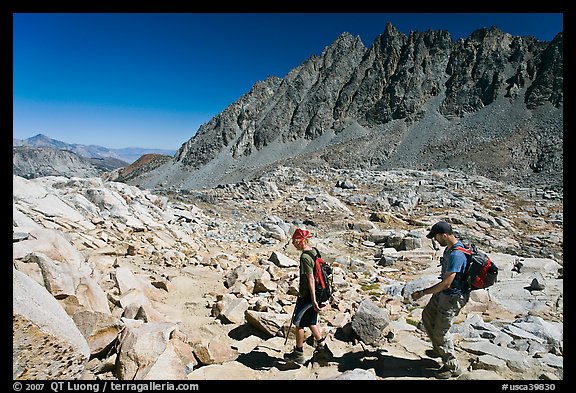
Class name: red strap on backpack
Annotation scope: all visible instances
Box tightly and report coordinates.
[314,256,326,289]
[452,245,471,255]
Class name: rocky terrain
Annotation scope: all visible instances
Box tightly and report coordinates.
[13,165,563,381]
[120,24,563,193]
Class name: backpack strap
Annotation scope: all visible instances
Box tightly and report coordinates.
[449,245,471,276]
[451,245,471,255]
[303,248,326,289]
[302,247,320,261]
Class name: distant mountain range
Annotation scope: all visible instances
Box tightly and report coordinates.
[13,134,176,164]
[13,145,129,179]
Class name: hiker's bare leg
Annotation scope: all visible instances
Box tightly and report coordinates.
[310,324,323,342]
[295,327,306,348]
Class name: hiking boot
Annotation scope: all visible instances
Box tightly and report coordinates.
[425,349,441,358]
[434,365,462,379]
[284,347,305,365]
[312,343,333,362]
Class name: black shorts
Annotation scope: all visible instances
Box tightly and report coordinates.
[292,296,318,327]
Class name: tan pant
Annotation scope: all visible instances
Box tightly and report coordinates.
[422,291,469,370]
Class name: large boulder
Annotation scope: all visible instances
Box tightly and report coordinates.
[13,268,90,379]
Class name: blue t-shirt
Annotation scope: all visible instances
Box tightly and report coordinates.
[441,241,469,296]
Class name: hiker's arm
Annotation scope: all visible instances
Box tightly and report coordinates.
[412,272,457,300]
[306,273,321,311]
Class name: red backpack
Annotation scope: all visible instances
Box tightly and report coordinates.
[452,244,498,290]
[303,248,334,304]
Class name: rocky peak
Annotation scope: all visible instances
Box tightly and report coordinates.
[525,32,563,109]
[23,133,69,149]
[324,31,364,51]
[381,21,404,44]
[126,23,562,192]
[439,26,560,118]
[362,27,453,125]
[469,25,510,46]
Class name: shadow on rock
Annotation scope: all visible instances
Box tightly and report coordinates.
[334,350,440,378]
[228,323,271,341]
[235,349,301,371]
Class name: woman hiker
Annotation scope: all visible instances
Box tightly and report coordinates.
[283,228,332,365]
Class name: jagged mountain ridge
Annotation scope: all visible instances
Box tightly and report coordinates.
[121,23,563,191]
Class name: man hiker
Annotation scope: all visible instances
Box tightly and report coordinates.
[412,221,470,379]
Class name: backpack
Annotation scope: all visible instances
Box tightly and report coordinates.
[303,248,334,305]
[452,243,498,291]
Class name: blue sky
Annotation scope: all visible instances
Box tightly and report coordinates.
[13,13,563,150]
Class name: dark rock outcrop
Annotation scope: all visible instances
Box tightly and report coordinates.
[124,24,563,191]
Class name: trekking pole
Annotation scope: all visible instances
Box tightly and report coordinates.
[284,305,297,346]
